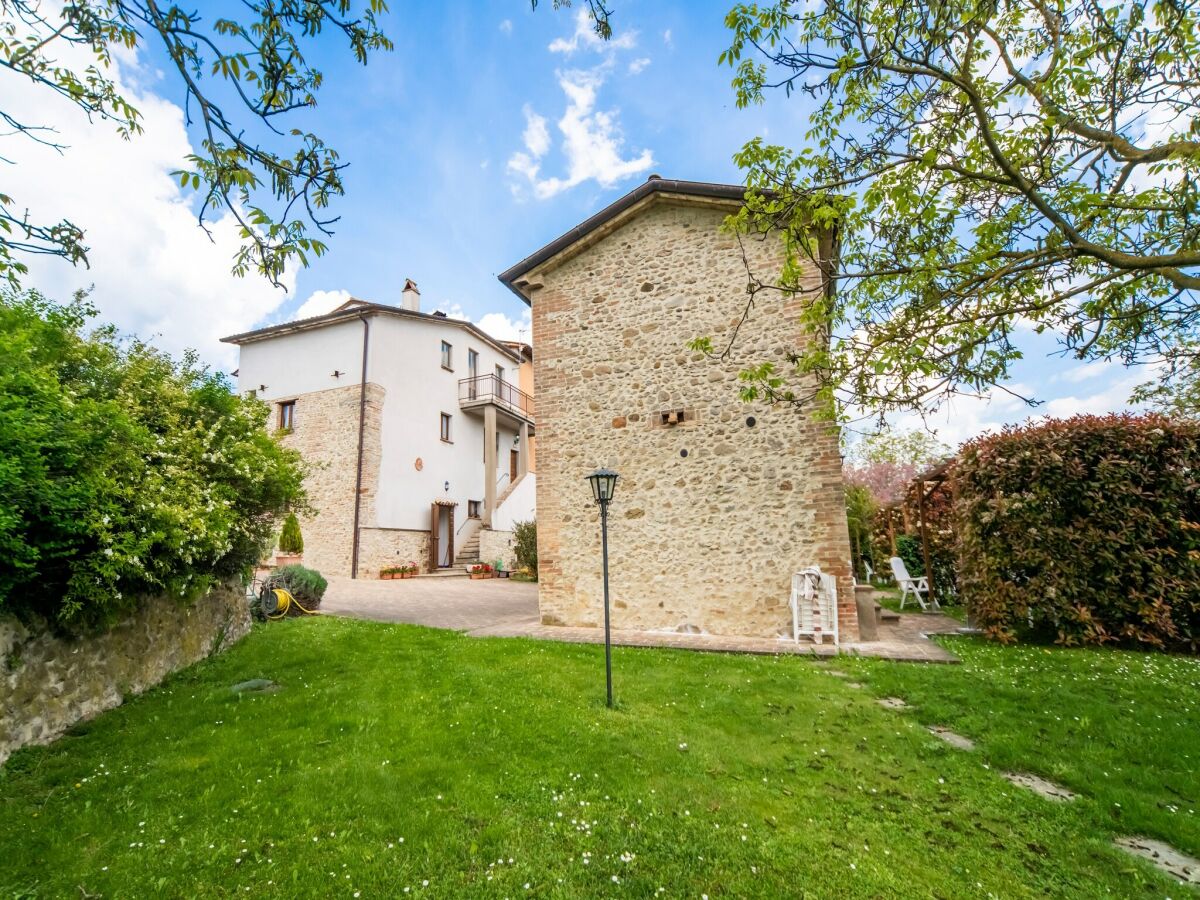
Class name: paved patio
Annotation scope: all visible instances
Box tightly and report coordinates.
[321,575,540,632]
[321,577,962,662]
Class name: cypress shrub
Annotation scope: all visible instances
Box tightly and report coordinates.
[955,413,1200,651]
[279,513,304,554]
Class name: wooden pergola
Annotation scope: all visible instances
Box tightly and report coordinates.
[905,457,954,605]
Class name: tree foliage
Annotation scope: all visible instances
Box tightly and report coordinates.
[955,413,1200,650]
[843,429,949,504]
[714,0,1200,417]
[0,288,307,631]
[0,1,391,287]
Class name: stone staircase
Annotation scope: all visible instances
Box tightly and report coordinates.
[454,530,481,568]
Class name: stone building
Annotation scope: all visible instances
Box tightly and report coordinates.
[222,281,536,578]
[499,177,856,640]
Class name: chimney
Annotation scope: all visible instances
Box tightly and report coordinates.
[401,278,420,312]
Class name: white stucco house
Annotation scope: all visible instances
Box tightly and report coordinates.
[222,280,536,577]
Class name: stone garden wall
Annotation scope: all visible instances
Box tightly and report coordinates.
[0,585,250,764]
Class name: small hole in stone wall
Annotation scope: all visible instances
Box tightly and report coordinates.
[680,448,689,458]
[746,416,757,428]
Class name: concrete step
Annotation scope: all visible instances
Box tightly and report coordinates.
[413,569,468,579]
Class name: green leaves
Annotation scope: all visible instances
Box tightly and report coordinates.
[0,289,308,632]
[0,1,392,288]
[719,0,1200,416]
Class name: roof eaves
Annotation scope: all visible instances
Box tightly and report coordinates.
[497,177,749,303]
[220,303,521,362]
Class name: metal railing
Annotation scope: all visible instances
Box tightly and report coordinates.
[458,374,534,420]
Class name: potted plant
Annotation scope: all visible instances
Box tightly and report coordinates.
[275,513,304,567]
[401,561,418,579]
[494,559,509,579]
[380,566,399,580]
[469,562,493,580]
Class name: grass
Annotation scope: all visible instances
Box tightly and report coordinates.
[842,635,1200,860]
[0,617,1196,897]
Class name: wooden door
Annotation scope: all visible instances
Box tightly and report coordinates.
[510,449,519,482]
[429,503,440,572]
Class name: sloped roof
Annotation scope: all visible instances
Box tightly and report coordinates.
[220,300,521,362]
[498,176,749,303]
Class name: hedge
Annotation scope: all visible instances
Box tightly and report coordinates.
[0,290,307,632]
[955,413,1200,651]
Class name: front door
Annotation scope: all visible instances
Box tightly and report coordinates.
[429,503,456,569]
[510,448,519,482]
[438,506,452,567]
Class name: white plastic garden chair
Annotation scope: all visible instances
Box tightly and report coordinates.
[889,556,936,610]
[790,566,839,646]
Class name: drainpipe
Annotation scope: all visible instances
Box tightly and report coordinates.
[350,314,371,578]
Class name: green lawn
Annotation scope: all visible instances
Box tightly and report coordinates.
[1,617,1196,897]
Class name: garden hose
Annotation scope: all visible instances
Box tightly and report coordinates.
[265,588,318,619]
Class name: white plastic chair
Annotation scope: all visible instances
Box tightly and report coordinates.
[890,556,935,610]
[863,559,876,583]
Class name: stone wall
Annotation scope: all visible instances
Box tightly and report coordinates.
[356,528,430,578]
[0,585,250,764]
[278,383,385,577]
[479,528,517,571]
[529,198,857,640]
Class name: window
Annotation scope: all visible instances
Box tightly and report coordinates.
[440,412,452,442]
[468,349,478,378]
[495,363,506,382]
[441,341,453,370]
[468,500,481,518]
[278,400,295,431]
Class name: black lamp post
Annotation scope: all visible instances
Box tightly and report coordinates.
[586,467,619,708]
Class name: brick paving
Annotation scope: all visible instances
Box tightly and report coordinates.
[321,576,961,663]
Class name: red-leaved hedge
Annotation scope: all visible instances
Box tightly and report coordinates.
[955,413,1200,651]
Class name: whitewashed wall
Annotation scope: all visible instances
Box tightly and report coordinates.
[236,310,524,532]
[492,473,537,531]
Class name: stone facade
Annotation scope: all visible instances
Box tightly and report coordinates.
[0,585,250,764]
[356,528,430,578]
[278,382,435,578]
[278,382,383,577]
[524,196,857,640]
[479,527,517,571]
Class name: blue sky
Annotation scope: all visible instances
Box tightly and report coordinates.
[14,0,1145,447]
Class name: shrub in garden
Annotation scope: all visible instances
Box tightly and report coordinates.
[0,290,307,632]
[955,413,1200,651]
[272,565,327,613]
[512,520,538,578]
[279,513,304,555]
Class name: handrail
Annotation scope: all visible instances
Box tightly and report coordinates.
[457,373,534,419]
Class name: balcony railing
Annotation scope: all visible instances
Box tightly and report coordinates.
[458,374,534,420]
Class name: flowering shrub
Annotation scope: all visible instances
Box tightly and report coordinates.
[955,413,1200,651]
[512,520,538,578]
[0,290,307,632]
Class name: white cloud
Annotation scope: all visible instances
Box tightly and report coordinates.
[628,57,651,75]
[549,8,637,54]
[663,29,673,47]
[507,68,653,200]
[521,105,551,157]
[7,41,293,370]
[476,309,532,344]
[295,288,352,320]
[432,302,530,344]
[499,18,513,35]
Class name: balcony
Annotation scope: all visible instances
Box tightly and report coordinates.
[458,374,535,425]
